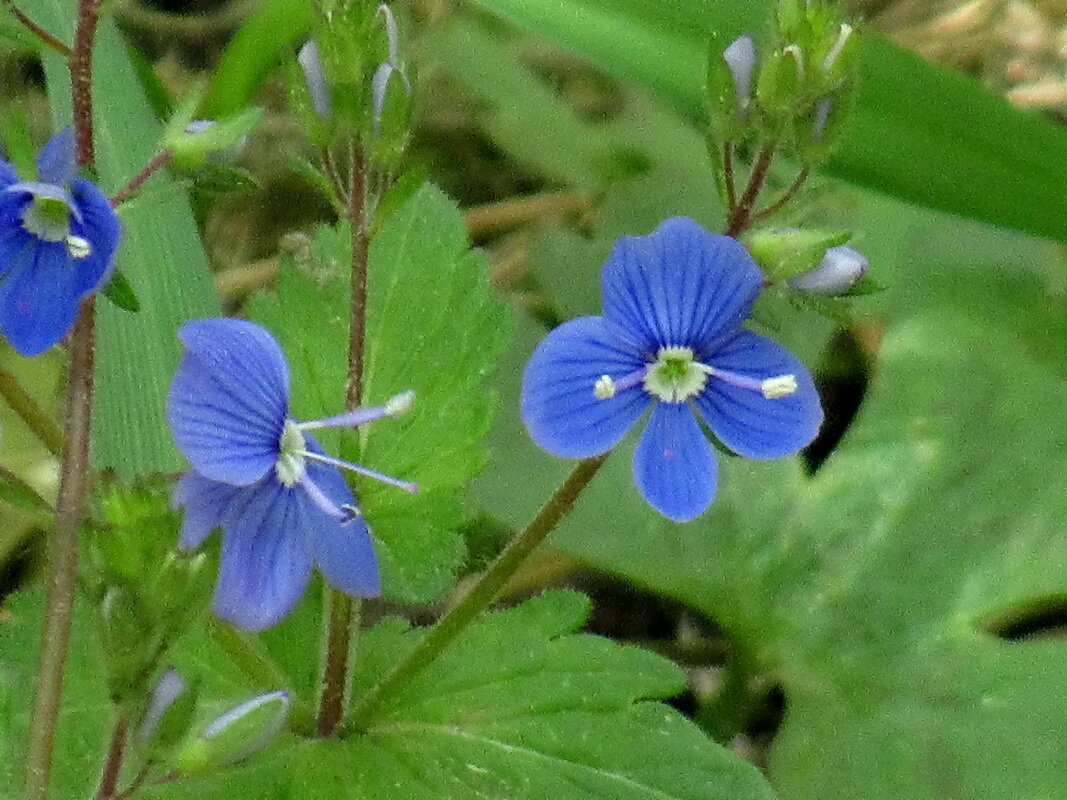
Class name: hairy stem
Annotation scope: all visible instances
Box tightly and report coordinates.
[109,150,173,208]
[94,708,130,800]
[0,362,63,457]
[721,140,738,211]
[316,140,369,738]
[349,454,609,729]
[24,0,104,791]
[749,166,811,226]
[24,303,97,800]
[724,143,776,238]
[4,0,72,57]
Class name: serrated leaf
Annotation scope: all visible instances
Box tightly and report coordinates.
[145,591,776,800]
[28,0,221,477]
[249,184,510,602]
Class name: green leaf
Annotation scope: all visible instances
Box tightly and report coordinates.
[145,591,776,799]
[475,193,1067,799]
[101,269,141,313]
[468,0,1067,243]
[0,591,111,797]
[28,0,221,477]
[249,184,510,602]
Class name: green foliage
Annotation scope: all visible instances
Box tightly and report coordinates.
[249,184,510,602]
[144,591,775,800]
[469,0,1067,244]
[27,0,220,477]
[0,591,111,798]
[476,189,1067,799]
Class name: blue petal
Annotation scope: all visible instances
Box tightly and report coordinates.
[0,239,80,356]
[167,319,290,486]
[0,157,17,187]
[302,439,381,597]
[212,478,314,632]
[35,127,76,186]
[69,178,121,297]
[0,192,33,281]
[521,316,650,458]
[172,471,242,549]
[600,217,762,354]
[632,403,717,522]
[695,330,823,459]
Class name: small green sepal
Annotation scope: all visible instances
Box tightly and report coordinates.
[744,227,851,282]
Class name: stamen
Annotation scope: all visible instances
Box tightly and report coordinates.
[760,374,798,399]
[822,23,852,72]
[298,390,415,431]
[299,449,418,494]
[65,235,90,258]
[300,474,349,519]
[593,366,648,401]
[708,367,798,399]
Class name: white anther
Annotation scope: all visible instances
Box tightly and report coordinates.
[761,374,798,399]
[593,375,616,400]
[385,389,415,417]
[65,235,91,259]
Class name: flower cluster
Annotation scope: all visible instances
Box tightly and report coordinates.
[521,217,823,522]
[167,318,415,631]
[0,127,120,356]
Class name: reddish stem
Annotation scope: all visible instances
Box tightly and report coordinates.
[110,150,173,207]
[724,143,776,237]
[95,710,131,800]
[4,0,72,57]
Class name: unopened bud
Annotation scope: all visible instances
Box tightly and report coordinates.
[722,34,757,117]
[298,40,331,120]
[177,691,290,772]
[137,669,198,758]
[788,244,868,296]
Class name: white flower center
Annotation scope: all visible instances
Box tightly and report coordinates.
[642,346,711,403]
[275,419,307,487]
[21,194,72,242]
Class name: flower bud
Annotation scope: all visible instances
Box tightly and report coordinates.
[176,691,290,773]
[722,34,756,118]
[137,669,198,758]
[788,244,868,296]
[745,227,851,283]
[183,120,248,164]
[298,40,331,120]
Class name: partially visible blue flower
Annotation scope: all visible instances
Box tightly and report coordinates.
[167,318,416,631]
[0,127,121,355]
[521,217,823,522]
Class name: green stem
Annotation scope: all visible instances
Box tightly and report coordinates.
[724,142,776,238]
[349,454,609,730]
[316,139,369,738]
[0,362,64,457]
[94,708,130,800]
[24,0,104,790]
[24,302,97,800]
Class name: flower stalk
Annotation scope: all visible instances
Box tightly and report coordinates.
[0,363,64,457]
[316,139,370,738]
[94,708,131,800]
[24,0,105,790]
[349,454,609,729]
[3,0,72,57]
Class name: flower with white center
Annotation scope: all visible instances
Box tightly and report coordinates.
[0,127,121,355]
[521,217,823,522]
[167,318,416,631]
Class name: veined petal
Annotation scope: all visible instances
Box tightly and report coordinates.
[601,217,762,353]
[172,471,242,549]
[168,319,290,485]
[35,127,76,186]
[301,439,380,597]
[521,316,650,458]
[70,178,121,297]
[212,479,314,632]
[633,403,717,523]
[695,329,823,459]
[0,239,80,356]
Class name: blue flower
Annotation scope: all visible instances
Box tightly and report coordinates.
[521,217,823,522]
[167,318,416,631]
[0,127,121,356]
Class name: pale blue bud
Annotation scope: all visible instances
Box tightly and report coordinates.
[723,34,757,116]
[298,41,330,119]
[138,669,187,742]
[789,244,867,295]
